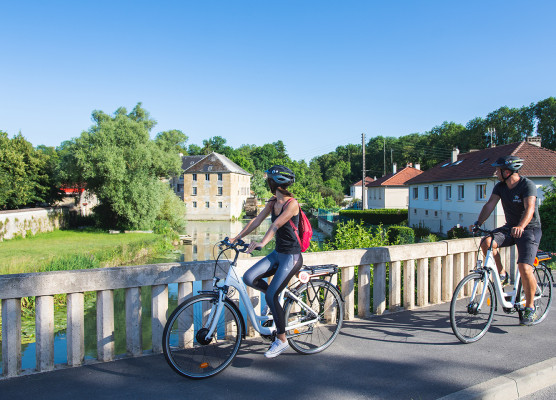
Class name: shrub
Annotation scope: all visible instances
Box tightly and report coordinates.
[539,178,556,251]
[328,220,389,250]
[420,233,439,243]
[412,222,431,239]
[339,209,408,225]
[387,225,415,245]
[447,225,471,239]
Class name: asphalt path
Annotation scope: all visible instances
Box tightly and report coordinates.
[1,300,555,400]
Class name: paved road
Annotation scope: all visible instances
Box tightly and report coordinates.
[1,301,555,400]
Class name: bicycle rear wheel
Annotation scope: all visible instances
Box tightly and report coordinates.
[162,294,243,379]
[284,279,344,354]
[517,264,553,325]
[450,273,495,344]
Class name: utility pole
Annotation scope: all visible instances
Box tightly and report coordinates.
[362,133,366,210]
[383,138,386,176]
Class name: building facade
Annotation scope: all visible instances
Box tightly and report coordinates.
[172,152,251,220]
[406,140,556,234]
[366,165,423,209]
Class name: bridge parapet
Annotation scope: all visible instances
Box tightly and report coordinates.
[0,238,516,378]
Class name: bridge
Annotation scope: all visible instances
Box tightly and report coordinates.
[1,238,555,398]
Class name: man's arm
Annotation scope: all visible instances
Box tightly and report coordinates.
[512,196,536,238]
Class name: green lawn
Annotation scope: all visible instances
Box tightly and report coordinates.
[0,229,166,275]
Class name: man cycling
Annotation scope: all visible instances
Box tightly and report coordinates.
[471,155,542,326]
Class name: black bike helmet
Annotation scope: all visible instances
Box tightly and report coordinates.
[265,165,295,186]
[491,155,524,172]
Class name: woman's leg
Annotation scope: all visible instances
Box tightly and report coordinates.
[265,253,303,338]
[242,251,279,292]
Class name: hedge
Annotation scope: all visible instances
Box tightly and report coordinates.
[339,209,408,225]
[387,225,415,245]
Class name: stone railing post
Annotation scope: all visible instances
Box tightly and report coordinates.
[36,295,55,372]
[416,258,428,307]
[2,298,22,377]
[373,262,386,315]
[67,292,85,367]
[151,284,168,354]
[453,253,464,298]
[429,257,442,304]
[125,287,142,357]
[389,261,402,310]
[97,290,115,362]
[442,254,453,302]
[358,264,371,318]
[341,266,355,320]
[403,260,415,309]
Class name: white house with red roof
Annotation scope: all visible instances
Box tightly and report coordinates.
[350,177,375,201]
[405,138,556,234]
[366,165,423,209]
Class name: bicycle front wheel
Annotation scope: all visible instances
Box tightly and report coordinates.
[162,294,243,379]
[450,273,495,344]
[517,264,553,325]
[284,279,344,354]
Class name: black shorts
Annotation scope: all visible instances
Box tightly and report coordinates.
[492,226,542,267]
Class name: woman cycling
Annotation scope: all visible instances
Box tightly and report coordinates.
[230,165,303,358]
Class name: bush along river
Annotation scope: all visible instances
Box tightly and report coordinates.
[5,219,275,372]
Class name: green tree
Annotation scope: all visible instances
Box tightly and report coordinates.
[534,97,556,150]
[155,130,189,155]
[539,178,556,250]
[72,104,182,230]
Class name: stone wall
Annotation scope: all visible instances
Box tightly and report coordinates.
[0,208,68,241]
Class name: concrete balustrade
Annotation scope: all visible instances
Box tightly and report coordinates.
[0,238,516,378]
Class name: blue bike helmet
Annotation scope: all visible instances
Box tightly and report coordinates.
[265,165,295,186]
[491,155,524,172]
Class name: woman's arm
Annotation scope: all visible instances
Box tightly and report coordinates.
[231,199,274,242]
[246,199,299,253]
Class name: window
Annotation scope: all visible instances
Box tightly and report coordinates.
[459,213,463,222]
[446,185,452,201]
[192,187,197,196]
[413,187,418,199]
[476,183,487,201]
[193,201,197,208]
[217,173,223,181]
[424,186,430,200]
[205,202,210,208]
[192,174,197,181]
[218,202,223,208]
[413,209,417,214]
[205,173,210,181]
[217,187,223,196]
[425,210,429,216]
[434,211,438,217]
[433,186,439,200]
[447,212,451,219]
[458,184,465,200]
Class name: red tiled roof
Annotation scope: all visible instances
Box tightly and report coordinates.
[367,167,423,187]
[406,141,556,184]
[351,176,375,186]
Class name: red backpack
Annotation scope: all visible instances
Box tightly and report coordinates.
[283,198,313,252]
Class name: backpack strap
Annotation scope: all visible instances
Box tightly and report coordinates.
[284,198,302,248]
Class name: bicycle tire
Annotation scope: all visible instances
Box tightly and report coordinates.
[162,293,243,379]
[450,272,495,344]
[516,264,553,325]
[284,279,344,354]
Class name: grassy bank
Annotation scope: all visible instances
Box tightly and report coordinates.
[0,229,172,275]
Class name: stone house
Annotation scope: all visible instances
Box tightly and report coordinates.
[405,138,556,234]
[171,152,251,220]
[366,164,423,209]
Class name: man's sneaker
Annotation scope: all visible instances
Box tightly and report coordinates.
[520,307,538,326]
[264,339,289,358]
[499,273,509,286]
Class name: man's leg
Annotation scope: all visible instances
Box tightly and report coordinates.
[519,262,537,309]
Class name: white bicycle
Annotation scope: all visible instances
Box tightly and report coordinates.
[450,228,553,343]
[162,237,344,379]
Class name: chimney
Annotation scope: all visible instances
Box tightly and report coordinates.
[451,147,460,163]
[527,136,542,147]
[393,162,397,174]
[415,163,421,170]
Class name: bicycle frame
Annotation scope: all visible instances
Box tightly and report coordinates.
[203,251,319,341]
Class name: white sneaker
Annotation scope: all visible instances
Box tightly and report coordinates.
[264,339,289,358]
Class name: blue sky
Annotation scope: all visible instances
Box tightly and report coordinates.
[1,1,555,161]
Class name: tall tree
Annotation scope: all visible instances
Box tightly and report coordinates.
[534,97,556,150]
[72,104,182,230]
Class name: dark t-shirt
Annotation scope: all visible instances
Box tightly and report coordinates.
[492,176,541,229]
[270,199,301,254]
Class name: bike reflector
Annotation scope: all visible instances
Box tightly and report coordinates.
[200,362,209,369]
[298,270,310,283]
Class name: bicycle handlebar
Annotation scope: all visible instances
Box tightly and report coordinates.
[219,237,262,253]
